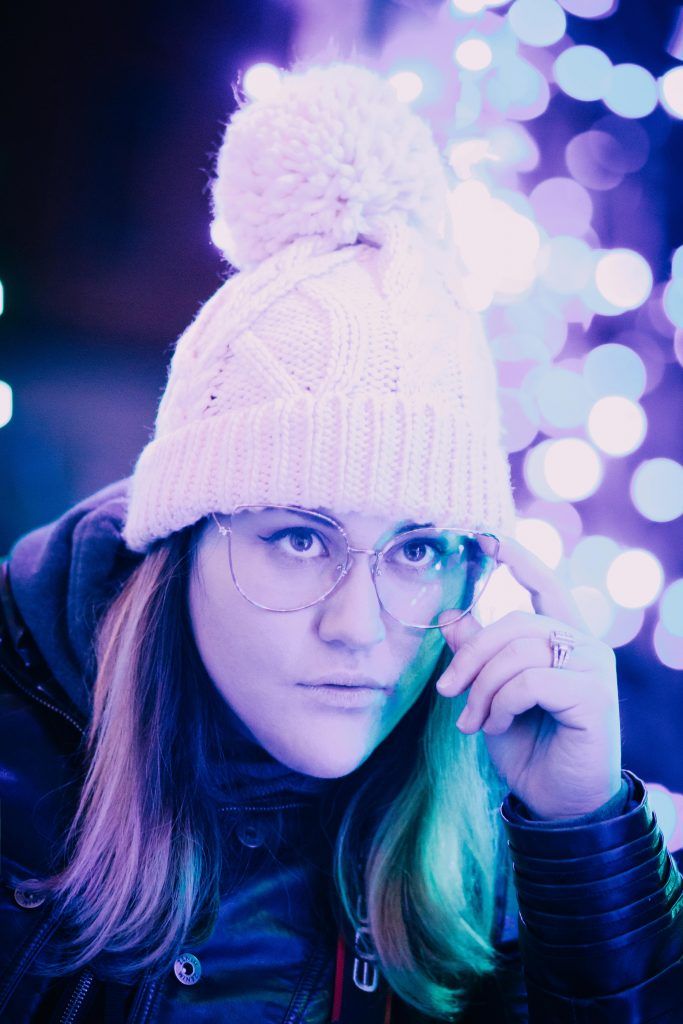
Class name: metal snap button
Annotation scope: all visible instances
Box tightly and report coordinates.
[14,881,46,909]
[174,952,201,985]
[236,818,266,849]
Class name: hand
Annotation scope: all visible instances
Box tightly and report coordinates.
[436,536,622,820]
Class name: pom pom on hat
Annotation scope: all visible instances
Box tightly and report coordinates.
[211,61,451,271]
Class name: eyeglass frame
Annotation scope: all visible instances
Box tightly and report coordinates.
[210,504,501,630]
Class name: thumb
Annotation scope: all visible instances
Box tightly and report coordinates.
[437,610,482,654]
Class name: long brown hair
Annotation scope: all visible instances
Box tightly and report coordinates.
[33,520,508,1019]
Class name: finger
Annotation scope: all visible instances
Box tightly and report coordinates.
[436,611,482,690]
[496,535,587,630]
[476,668,588,735]
[442,636,592,730]
[438,609,591,696]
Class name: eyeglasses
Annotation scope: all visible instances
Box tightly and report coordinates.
[211,505,500,630]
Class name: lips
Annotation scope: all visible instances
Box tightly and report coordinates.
[299,675,393,691]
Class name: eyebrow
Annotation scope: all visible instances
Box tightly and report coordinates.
[311,508,434,535]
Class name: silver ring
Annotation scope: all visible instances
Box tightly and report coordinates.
[549,629,575,669]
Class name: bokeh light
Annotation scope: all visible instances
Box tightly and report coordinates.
[539,236,594,294]
[508,0,566,47]
[565,131,624,190]
[0,381,13,429]
[630,458,683,522]
[594,249,653,309]
[543,438,603,500]
[389,70,424,103]
[570,534,620,588]
[663,278,683,328]
[660,579,683,637]
[242,62,281,101]
[533,365,591,428]
[557,0,618,15]
[653,621,683,670]
[515,517,564,567]
[602,605,645,648]
[582,343,647,400]
[587,396,646,456]
[530,177,593,236]
[659,65,683,119]
[603,63,658,119]
[448,180,541,296]
[571,585,615,637]
[455,39,493,72]
[606,549,664,608]
[553,45,612,102]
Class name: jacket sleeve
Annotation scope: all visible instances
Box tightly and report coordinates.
[500,769,683,1023]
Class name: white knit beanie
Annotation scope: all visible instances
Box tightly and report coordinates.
[123,61,516,553]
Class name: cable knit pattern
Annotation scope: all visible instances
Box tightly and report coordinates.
[123,62,516,553]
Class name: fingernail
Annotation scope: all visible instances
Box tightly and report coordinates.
[456,706,471,729]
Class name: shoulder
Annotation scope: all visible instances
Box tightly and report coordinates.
[0,563,87,880]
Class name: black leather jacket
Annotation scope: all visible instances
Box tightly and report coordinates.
[2,492,683,1022]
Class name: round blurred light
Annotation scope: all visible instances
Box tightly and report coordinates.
[540,236,594,294]
[527,499,583,546]
[646,786,679,843]
[631,458,683,522]
[0,380,12,429]
[571,585,615,637]
[488,123,540,172]
[500,390,540,452]
[675,328,683,369]
[209,218,234,252]
[515,518,564,568]
[587,396,646,456]
[601,605,645,648]
[663,279,683,328]
[543,438,603,500]
[594,249,653,310]
[530,177,593,237]
[389,70,424,103]
[455,39,493,72]
[660,579,683,637]
[582,343,647,400]
[653,621,683,670]
[508,0,566,46]
[553,45,612,101]
[591,115,650,173]
[604,64,658,119]
[448,181,541,295]
[242,63,282,102]
[565,131,624,191]
[486,59,549,119]
[533,366,591,428]
[558,0,617,15]
[672,245,683,278]
[606,549,664,608]
[451,0,487,12]
[570,534,620,587]
[659,66,683,119]
[455,79,483,129]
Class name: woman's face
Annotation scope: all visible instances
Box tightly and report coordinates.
[188,509,447,778]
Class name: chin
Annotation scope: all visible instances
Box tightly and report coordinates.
[276,743,369,780]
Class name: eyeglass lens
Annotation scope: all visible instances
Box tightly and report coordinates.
[226,507,498,628]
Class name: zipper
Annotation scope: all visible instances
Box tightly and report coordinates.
[218,801,310,813]
[0,657,85,736]
[59,969,95,1023]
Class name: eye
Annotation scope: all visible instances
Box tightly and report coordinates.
[259,528,329,558]
[394,537,449,566]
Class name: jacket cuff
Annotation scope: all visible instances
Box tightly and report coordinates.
[500,769,683,999]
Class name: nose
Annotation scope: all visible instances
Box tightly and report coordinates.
[316,549,386,648]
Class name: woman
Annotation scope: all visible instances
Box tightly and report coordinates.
[1,61,682,1023]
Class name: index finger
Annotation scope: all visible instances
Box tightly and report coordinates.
[496,535,587,631]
